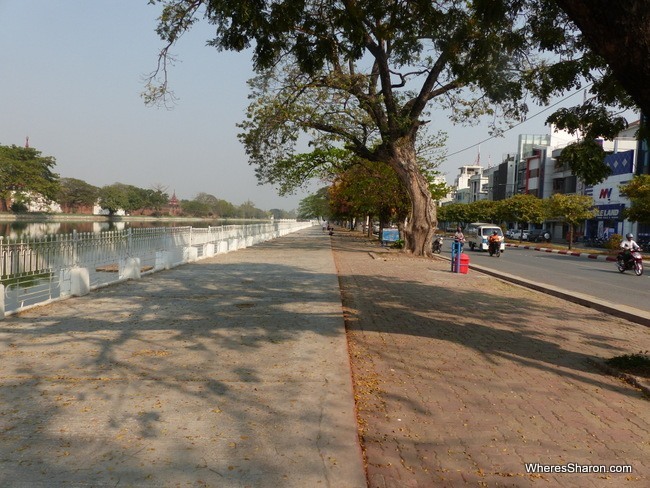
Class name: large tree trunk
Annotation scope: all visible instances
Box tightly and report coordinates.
[555,0,650,116]
[390,138,437,256]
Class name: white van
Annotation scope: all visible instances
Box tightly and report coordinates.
[466,222,505,252]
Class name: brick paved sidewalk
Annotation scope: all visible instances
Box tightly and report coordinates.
[332,232,649,487]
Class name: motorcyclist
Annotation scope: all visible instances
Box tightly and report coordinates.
[620,233,641,266]
[488,230,502,252]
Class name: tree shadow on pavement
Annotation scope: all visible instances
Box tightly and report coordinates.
[0,235,359,487]
[331,235,648,399]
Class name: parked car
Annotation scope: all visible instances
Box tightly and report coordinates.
[510,229,529,241]
[528,229,552,243]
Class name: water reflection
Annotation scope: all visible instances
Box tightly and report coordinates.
[0,219,230,239]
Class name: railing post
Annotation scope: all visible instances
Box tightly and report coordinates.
[72,229,79,266]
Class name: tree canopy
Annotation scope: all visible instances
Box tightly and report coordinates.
[0,144,60,212]
[548,193,597,248]
[620,175,650,225]
[58,178,100,212]
[147,0,641,254]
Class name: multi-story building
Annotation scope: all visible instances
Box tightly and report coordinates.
[486,154,517,201]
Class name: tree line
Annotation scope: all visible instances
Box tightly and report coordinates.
[0,144,295,219]
[297,174,650,250]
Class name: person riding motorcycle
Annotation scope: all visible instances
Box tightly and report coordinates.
[488,230,502,254]
[620,233,641,266]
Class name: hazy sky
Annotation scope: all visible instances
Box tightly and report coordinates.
[0,1,607,211]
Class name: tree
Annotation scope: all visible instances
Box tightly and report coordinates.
[237,200,267,219]
[181,199,212,217]
[466,200,501,225]
[58,178,99,213]
[297,188,330,221]
[499,194,548,239]
[553,0,650,117]
[141,188,170,214]
[147,0,575,256]
[328,159,410,231]
[147,1,646,254]
[437,203,474,231]
[620,175,650,224]
[548,193,597,249]
[0,144,59,212]
[98,183,130,216]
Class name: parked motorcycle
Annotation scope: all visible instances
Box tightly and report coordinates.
[488,238,502,257]
[616,251,644,276]
[432,236,443,254]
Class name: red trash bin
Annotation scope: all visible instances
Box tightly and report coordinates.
[459,253,470,274]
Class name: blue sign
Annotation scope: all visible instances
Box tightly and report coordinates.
[381,229,400,243]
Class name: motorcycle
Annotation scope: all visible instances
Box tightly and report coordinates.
[616,250,644,276]
[488,238,502,257]
[432,236,443,254]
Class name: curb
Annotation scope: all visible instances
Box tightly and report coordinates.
[505,243,620,261]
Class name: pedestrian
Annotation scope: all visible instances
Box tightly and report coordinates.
[454,226,465,244]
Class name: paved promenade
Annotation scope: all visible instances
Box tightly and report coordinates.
[1,226,649,487]
[0,227,365,487]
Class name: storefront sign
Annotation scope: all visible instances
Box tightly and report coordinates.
[595,203,625,220]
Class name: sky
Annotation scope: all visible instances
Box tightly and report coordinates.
[0,1,627,212]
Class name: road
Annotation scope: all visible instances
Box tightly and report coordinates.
[458,244,649,312]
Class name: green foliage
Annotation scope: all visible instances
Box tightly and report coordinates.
[620,175,650,224]
[499,194,548,227]
[193,192,237,217]
[297,188,330,220]
[98,183,170,215]
[98,184,130,215]
[606,233,623,251]
[10,199,28,213]
[180,199,212,217]
[548,193,597,248]
[269,208,296,219]
[0,144,60,210]
[546,104,630,141]
[328,159,411,225]
[58,178,99,210]
[555,140,611,186]
[146,0,641,253]
[437,202,474,229]
[548,193,597,224]
[236,200,269,219]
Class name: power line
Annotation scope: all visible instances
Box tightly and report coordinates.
[445,86,591,159]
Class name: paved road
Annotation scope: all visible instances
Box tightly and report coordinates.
[459,245,649,313]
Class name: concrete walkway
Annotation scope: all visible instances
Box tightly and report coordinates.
[0,227,366,487]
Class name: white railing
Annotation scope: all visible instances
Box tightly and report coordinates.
[0,221,314,318]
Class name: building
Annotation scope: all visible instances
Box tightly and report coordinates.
[449,165,484,204]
